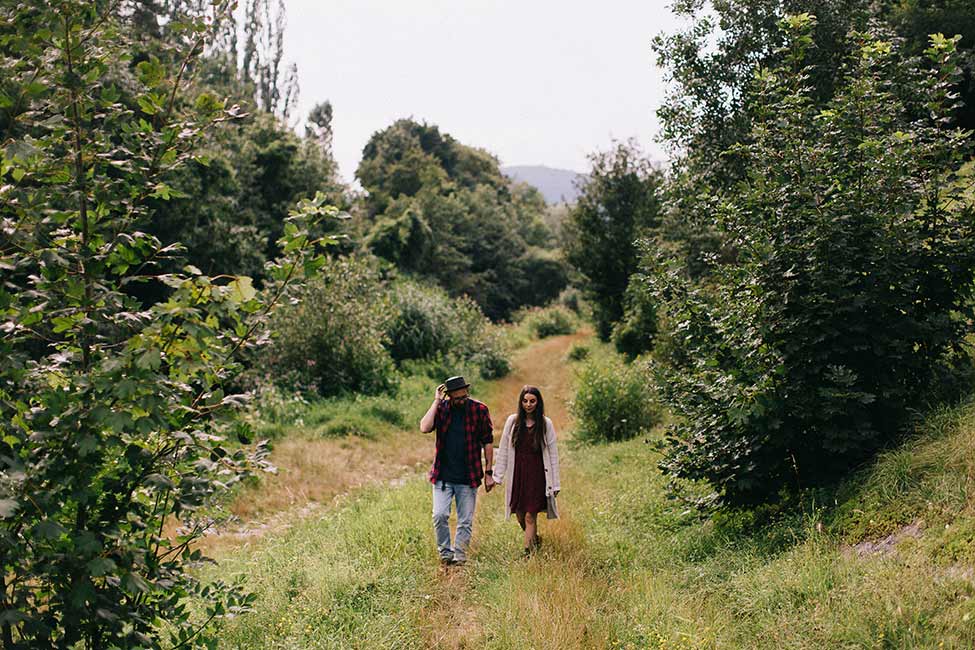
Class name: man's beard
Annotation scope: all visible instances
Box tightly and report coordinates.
[451,397,467,408]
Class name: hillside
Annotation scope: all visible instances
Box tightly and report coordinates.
[502,165,587,205]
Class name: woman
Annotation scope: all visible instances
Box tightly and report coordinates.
[491,385,560,555]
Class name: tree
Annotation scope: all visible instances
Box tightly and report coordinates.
[564,141,663,340]
[654,0,874,184]
[306,100,334,153]
[0,3,336,647]
[241,0,299,120]
[648,17,975,506]
[357,119,568,320]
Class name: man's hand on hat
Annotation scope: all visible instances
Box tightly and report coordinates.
[435,383,447,401]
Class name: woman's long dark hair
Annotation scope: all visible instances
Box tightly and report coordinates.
[513,385,545,450]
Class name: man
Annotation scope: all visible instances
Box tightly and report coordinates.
[419,375,495,567]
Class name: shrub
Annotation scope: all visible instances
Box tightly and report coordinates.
[558,286,584,314]
[522,305,577,338]
[469,326,512,379]
[246,377,310,432]
[648,21,975,505]
[385,280,486,361]
[571,356,660,443]
[385,279,511,380]
[566,344,590,362]
[265,256,395,396]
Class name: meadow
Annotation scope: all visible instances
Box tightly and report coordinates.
[201,332,975,649]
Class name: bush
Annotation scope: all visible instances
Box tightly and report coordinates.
[571,356,660,443]
[265,256,395,396]
[521,305,577,338]
[385,279,511,379]
[565,343,590,362]
[246,378,310,433]
[558,286,584,314]
[648,22,975,505]
[469,327,512,379]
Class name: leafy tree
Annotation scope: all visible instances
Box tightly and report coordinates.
[650,0,975,291]
[653,0,875,183]
[146,111,346,285]
[611,276,659,359]
[305,100,334,152]
[0,3,336,647]
[564,141,663,340]
[648,17,975,506]
[883,0,975,133]
[357,119,567,320]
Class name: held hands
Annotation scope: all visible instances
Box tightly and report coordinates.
[484,475,496,492]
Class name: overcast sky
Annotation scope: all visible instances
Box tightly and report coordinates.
[282,0,683,183]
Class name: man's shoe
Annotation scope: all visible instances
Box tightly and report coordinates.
[451,557,467,567]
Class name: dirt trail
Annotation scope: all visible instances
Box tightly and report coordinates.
[481,329,590,432]
[417,329,590,649]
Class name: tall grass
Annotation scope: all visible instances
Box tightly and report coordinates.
[206,481,434,649]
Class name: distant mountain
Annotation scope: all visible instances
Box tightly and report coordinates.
[502,165,587,205]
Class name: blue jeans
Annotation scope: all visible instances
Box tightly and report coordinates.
[432,481,477,562]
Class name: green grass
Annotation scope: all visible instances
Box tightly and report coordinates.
[205,336,975,649]
[204,480,435,649]
[246,371,436,442]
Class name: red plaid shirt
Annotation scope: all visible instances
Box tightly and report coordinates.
[429,397,493,488]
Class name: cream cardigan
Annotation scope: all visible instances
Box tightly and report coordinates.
[492,413,561,520]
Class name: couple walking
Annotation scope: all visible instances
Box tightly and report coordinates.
[419,375,561,566]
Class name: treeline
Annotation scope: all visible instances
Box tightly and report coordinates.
[564,1,975,507]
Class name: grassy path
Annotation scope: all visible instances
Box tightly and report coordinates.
[205,331,975,649]
[416,330,598,649]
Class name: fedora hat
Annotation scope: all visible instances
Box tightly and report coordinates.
[444,375,470,392]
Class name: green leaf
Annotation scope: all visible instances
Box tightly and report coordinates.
[150,182,172,200]
[87,558,117,577]
[135,59,165,88]
[228,276,256,304]
[136,348,161,370]
[123,572,151,596]
[137,95,159,116]
[144,473,175,490]
[34,519,66,540]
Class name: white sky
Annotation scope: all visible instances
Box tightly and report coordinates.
[282,0,683,184]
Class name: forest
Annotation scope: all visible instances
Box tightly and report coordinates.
[2,0,975,648]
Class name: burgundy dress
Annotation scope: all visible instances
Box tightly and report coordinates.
[509,422,547,515]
